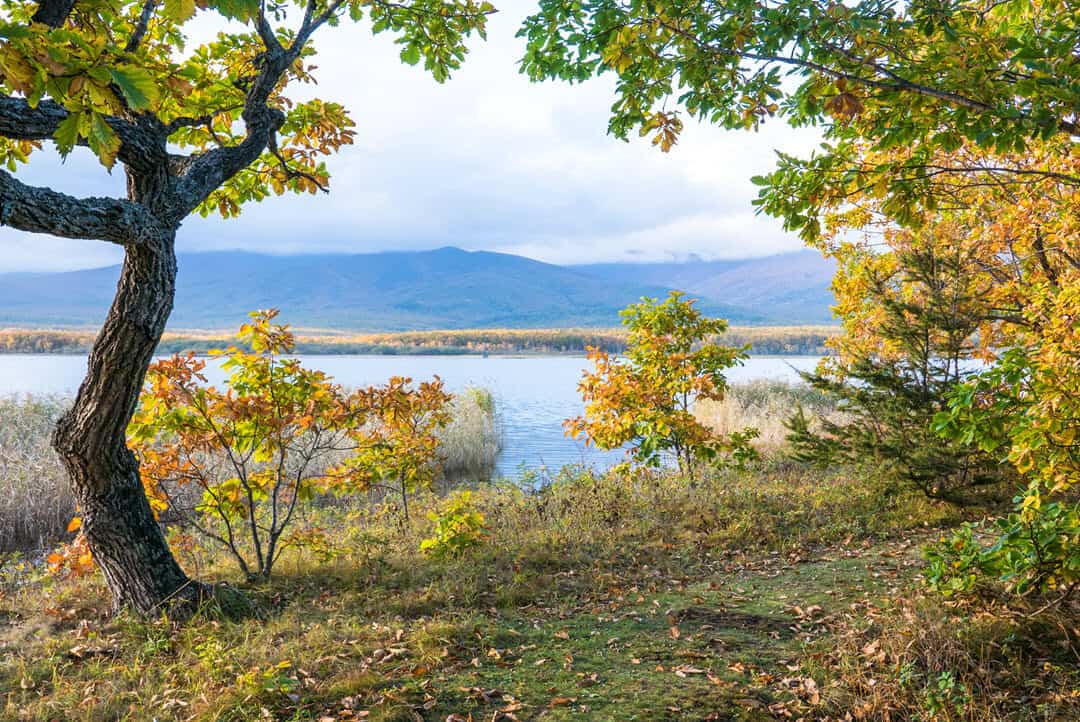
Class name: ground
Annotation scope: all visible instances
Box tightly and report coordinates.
[1,467,1076,721]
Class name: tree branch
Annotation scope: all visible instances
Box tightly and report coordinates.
[31,0,76,27]
[652,18,1080,138]
[0,169,166,245]
[0,96,167,173]
[0,97,71,141]
[171,4,310,219]
[125,0,158,53]
[267,132,329,192]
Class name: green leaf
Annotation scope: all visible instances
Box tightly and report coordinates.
[400,44,421,66]
[164,0,197,22]
[212,0,260,22]
[87,112,121,169]
[109,65,160,111]
[53,112,81,156]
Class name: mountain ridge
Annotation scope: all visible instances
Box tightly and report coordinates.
[0,247,835,330]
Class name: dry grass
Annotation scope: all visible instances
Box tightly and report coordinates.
[695,379,840,450]
[815,592,1080,720]
[0,396,75,554]
[0,389,501,555]
[436,387,502,478]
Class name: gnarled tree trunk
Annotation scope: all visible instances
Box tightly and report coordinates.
[52,235,201,615]
[1,0,314,616]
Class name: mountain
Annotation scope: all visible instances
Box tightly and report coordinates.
[573,250,836,325]
[0,247,834,330]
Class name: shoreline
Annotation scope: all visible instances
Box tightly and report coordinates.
[0,325,840,357]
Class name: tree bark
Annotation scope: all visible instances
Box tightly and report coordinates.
[52,234,202,615]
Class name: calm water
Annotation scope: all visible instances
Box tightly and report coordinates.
[0,354,820,477]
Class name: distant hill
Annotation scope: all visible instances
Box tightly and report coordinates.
[573,250,836,325]
[0,247,835,330]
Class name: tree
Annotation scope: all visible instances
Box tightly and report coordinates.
[127,310,452,579]
[520,0,1079,235]
[0,0,491,613]
[786,230,1006,503]
[566,291,755,481]
[522,0,1080,603]
[330,373,453,523]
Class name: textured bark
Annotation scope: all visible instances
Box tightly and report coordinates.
[0,170,164,245]
[52,236,204,615]
[31,0,76,27]
[0,0,335,616]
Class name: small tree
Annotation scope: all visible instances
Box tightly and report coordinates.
[127,310,451,579]
[566,291,755,480]
[785,241,1006,503]
[331,375,453,522]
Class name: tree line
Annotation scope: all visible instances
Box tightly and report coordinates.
[0,326,839,356]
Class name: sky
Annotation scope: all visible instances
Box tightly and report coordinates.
[0,0,822,273]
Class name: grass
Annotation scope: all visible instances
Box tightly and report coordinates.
[2,462,981,721]
[437,388,503,479]
[2,387,1076,720]
[695,380,840,450]
[0,396,74,554]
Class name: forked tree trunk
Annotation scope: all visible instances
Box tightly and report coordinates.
[52,235,202,615]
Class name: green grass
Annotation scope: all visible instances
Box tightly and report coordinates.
[1,464,1073,721]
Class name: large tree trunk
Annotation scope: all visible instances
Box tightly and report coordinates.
[52,234,201,615]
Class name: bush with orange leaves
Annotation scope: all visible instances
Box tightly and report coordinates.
[96,310,455,581]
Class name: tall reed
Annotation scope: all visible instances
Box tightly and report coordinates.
[0,395,75,554]
[694,379,839,450]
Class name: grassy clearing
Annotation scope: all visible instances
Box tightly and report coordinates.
[2,387,1076,721]
[2,463,979,721]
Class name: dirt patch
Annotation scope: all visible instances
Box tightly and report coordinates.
[675,606,793,637]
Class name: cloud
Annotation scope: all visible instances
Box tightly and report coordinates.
[0,0,820,272]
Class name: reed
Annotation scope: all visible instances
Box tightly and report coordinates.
[0,395,75,554]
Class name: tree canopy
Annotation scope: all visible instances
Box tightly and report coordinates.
[1,0,493,231]
[519,0,1079,235]
[0,0,493,614]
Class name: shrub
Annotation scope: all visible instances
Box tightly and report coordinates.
[126,310,452,580]
[566,291,757,480]
[420,490,487,558]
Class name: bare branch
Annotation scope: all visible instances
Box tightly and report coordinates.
[0,169,166,245]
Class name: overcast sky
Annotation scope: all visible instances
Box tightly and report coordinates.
[0,0,821,273]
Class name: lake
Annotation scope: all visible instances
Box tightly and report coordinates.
[0,354,821,478]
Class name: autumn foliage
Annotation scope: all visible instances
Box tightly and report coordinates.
[119,310,453,579]
[567,292,757,480]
